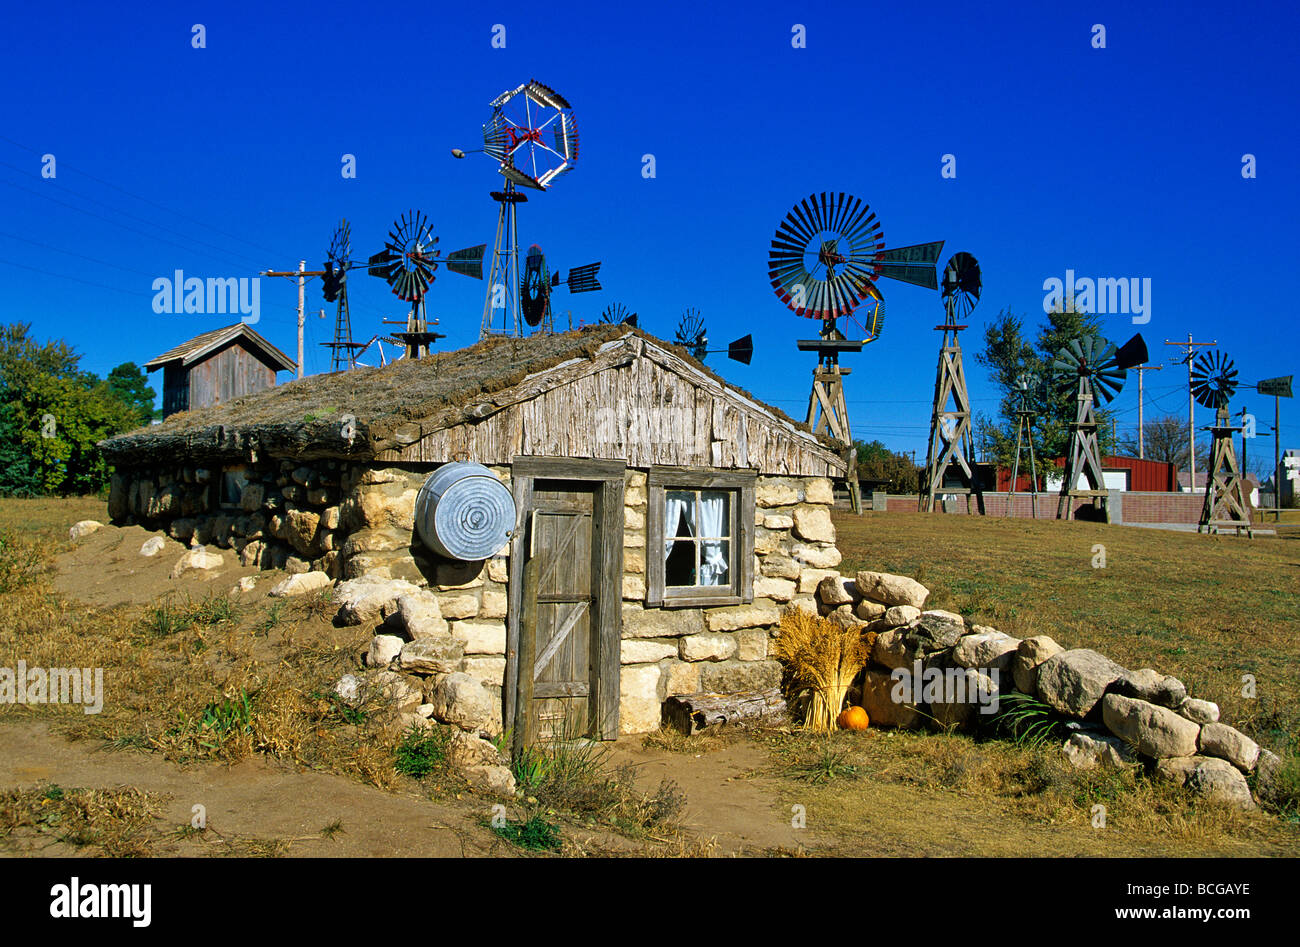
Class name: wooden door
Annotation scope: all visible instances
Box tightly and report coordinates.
[519,481,597,745]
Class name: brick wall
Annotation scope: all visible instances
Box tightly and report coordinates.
[876,491,1207,524]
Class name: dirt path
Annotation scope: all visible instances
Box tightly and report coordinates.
[0,720,506,858]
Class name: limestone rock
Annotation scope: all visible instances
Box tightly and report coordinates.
[397,592,449,639]
[952,632,1021,672]
[754,576,797,602]
[791,506,836,544]
[663,660,701,697]
[335,574,424,625]
[816,575,855,607]
[1101,693,1200,758]
[269,571,331,597]
[623,574,646,600]
[1037,649,1128,717]
[621,640,677,664]
[622,605,703,639]
[333,673,362,706]
[1254,749,1285,806]
[367,634,404,668]
[704,601,780,632]
[452,620,506,655]
[364,669,423,712]
[434,560,484,590]
[798,568,839,594]
[447,730,516,796]
[436,591,480,620]
[736,628,767,661]
[1187,757,1256,810]
[428,672,501,735]
[871,629,919,671]
[619,664,663,734]
[461,656,507,687]
[1198,722,1260,772]
[698,659,781,695]
[236,576,257,593]
[762,514,794,530]
[1011,635,1063,695]
[791,543,842,569]
[679,633,737,662]
[139,536,166,557]
[1154,755,1200,785]
[1062,731,1136,770]
[804,478,834,505]
[1179,697,1220,725]
[69,520,103,541]
[759,555,800,580]
[858,668,923,729]
[882,605,921,627]
[756,481,799,508]
[170,546,224,579]
[399,636,465,675]
[1112,668,1187,709]
[854,570,930,609]
[855,599,887,622]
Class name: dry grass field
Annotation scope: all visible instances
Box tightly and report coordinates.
[1,497,1297,857]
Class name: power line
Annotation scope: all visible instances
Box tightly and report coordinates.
[0,255,147,296]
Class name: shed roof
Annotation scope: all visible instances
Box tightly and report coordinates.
[144,323,296,373]
[102,325,845,472]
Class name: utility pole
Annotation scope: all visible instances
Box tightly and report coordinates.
[1164,333,1216,490]
[1133,364,1163,459]
[262,260,326,379]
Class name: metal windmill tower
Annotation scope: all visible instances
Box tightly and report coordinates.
[1005,372,1041,517]
[921,253,985,514]
[1192,349,1254,536]
[522,244,602,330]
[768,192,942,513]
[1051,332,1147,521]
[320,220,368,373]
[453,80,581,338]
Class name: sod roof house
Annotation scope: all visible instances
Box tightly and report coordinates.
[101,325,848,744]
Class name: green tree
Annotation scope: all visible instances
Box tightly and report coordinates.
[974,303,1118,471]
[107,362,159,425]
[854,439,920,494]
[0,323,139,495]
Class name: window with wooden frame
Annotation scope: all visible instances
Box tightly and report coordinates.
[645,467,755,607]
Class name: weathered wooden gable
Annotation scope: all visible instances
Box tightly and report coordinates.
[375,335,845,477]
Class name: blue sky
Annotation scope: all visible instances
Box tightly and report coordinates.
[1,0,1296,464]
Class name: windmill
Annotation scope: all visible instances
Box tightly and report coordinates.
[1005,372,1041,518]
[520,246,602,329]
[599,302,638,327]
[319,219,369,373]
[1051,332,1148,521]
[453,80,581,338]
[921,252,985,513]
[672,309,754,364]
[1192,350,1254,535]
[366,210,448,360]
[768,192,943,513]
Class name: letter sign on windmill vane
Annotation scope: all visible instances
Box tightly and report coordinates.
[768,192,943,513]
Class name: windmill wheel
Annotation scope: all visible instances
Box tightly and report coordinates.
[520,245,551,327]
[1051,334,1126,405]
[674,309,707,360]
[941,252,981,321]
[768,192,885,323]
[600,302,636,325]
[323,219,351,303]
[483,80,579,190]
[371,210,439,302]
[1191,349,1238,410]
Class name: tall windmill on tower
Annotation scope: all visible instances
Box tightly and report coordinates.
[921,253,985,514]
[319,219,372,373]
[1005,371,1042,517]
[768,193,943,513]
[1051,331,1148,521]
[1192,349,1254,536]
[453,80,581,338]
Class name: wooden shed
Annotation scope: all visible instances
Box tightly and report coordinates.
[102,326,848,744]
[144,323,296,418]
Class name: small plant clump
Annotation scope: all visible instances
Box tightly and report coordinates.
[486,814,562,852]
[394,725,449,778]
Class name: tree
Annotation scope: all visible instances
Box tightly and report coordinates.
[107,362,159,425]
[854,439,920,494]
[0,323,139,495]
[975,303,1118,471]
[1116,414,1207,470]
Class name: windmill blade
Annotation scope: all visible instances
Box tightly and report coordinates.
[445,244,486,279]
[728,335,754,365]
[1114,333,1148,370]
[566,262,602,293]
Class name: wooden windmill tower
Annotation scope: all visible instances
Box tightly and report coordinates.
[1051,332,1147,521]
[1193,349,1254,536]
[921,253,985,513]
[768,193,943,513]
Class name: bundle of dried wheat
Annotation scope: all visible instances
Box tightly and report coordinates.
[772,607,868,732]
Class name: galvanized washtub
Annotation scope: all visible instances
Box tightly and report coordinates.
[414,462,515,561]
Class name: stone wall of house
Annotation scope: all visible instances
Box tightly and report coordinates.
[616,472,838,733]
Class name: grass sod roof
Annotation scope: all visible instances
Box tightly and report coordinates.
[100,325,845,465]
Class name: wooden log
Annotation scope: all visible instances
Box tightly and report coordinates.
[662,687,788,735]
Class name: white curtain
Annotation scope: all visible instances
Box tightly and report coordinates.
[698,492,728,586]
[664,492,692,557]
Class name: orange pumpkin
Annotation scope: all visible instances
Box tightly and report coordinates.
[836,706,870,730]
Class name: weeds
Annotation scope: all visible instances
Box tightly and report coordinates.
[989,692,1070,747]
[394,725,449,778]
[143,592,237,637]
[485,814,562,852]
[0,528,43,594]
